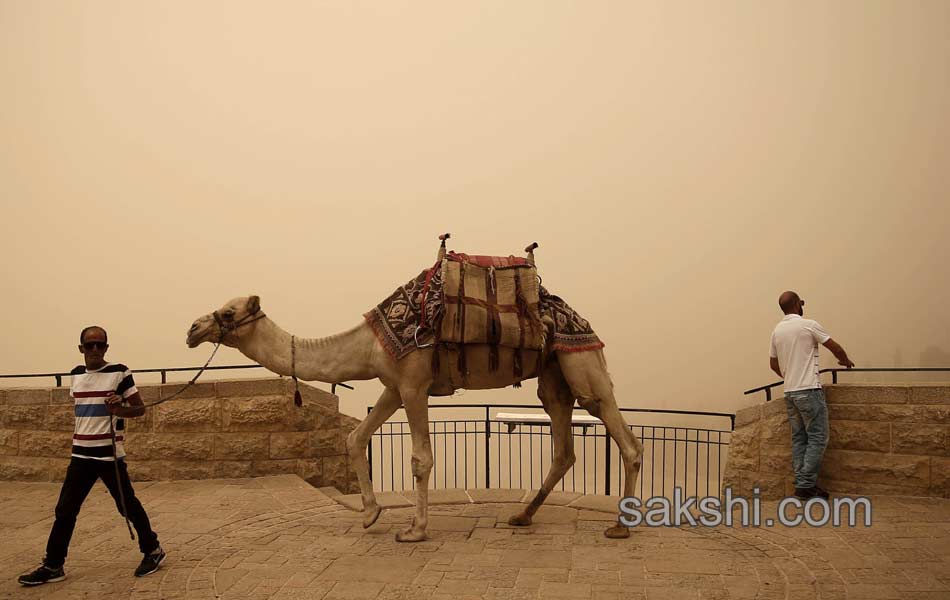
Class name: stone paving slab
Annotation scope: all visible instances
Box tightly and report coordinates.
[400,488,473,505]
[526,490,583,506]
[335,491,414,511]
[1,476,949,599]
[467,488,528,504]
[566,494,624,513]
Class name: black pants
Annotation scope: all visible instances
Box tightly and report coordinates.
[44,457,159,568]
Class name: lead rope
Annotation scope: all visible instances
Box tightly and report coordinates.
[104,313,255,544]
[109,338,222,540]
[140,342,222,409]
[108,413,135,540]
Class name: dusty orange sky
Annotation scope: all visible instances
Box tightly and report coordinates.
[2,1,948,420]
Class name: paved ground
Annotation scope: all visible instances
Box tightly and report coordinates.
[1,476,949,599]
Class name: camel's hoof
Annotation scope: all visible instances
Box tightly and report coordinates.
[395,528,427,543]
[604,524,630,539]
[362,504,382,529]
[508,512,533,527]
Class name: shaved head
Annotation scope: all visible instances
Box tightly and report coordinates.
[778,291,801,314]
[80,326,107,344]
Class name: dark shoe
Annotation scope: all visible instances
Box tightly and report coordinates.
[134,549,166,577]
[794,487,817,500]
[17,564,65,586]
[795,486,829,500]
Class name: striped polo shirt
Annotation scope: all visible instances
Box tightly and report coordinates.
[70,362,137,460]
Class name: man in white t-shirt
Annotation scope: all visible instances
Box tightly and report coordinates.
[769,291,854,500]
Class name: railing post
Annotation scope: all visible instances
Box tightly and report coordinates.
[832,370,838,384]
[367,406,373,482]
[604,430,611,496]
[55,375,62,387]
[161,370,167,384]
[485,406,491,488]
[765,388,771,402]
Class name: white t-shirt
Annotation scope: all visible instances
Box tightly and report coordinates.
[769,315,831,393]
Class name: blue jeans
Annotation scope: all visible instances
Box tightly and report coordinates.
[785,388,828,489]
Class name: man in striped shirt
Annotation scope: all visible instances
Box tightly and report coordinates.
[18,326,166,586]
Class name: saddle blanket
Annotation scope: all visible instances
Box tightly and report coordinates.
[364,264,604,360]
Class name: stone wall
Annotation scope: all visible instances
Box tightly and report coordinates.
[0,378,362,493]
[723,385,950,499]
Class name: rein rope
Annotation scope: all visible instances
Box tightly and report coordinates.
[140,309,266,409]
[139,342,223,409]
[108,307,266,539]
[109,414,135,540]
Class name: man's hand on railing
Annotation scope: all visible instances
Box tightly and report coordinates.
[823,339,854,369]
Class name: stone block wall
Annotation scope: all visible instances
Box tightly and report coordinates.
[0,378,362,493]
[723,385,950,499]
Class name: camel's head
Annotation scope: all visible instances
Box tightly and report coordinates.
[186,295,263,348]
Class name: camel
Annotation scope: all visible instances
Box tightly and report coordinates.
[185,259,644,542]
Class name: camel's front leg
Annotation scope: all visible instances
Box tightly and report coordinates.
[395,387,432,542]
[510,362,576,526]
[579,395,643,539]
[347,387,402,528]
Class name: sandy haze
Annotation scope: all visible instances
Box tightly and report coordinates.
[2,1,948,421]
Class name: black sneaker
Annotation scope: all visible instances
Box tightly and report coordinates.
[795,486,829,500]
[794,487,817,500]
[134,549,166,577]
[17,564,65,586]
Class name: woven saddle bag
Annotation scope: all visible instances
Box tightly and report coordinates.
[438,252,544,350]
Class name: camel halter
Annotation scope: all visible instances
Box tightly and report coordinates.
[212,307,268,337]
[136,308,266,410]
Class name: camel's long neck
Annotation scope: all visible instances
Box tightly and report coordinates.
[239,318,377,383]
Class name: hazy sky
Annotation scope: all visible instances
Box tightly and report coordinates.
[2,1,948,420]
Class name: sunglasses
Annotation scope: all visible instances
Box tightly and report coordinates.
[82,342,108,351]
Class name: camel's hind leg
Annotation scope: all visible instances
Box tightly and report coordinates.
[558,350,644,539]
[346,387,402,528]
[509,359,576,526]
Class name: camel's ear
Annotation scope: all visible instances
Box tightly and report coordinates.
[247,295,261,314]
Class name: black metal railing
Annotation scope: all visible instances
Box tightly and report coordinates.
[744,367,950,402]
[0,364,356,394]
[368,403,733,498]
[0,364,267,387]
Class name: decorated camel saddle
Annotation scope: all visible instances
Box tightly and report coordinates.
[364,235,604,389]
